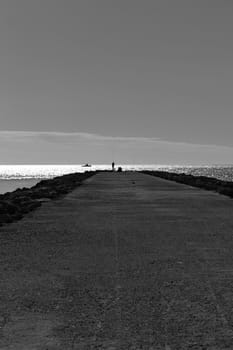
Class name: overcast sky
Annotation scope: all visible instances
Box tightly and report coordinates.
[1,0,233,164]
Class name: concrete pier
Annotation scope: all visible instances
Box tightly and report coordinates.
[1,172,233,349]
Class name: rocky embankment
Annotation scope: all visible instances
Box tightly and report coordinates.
[143,171,233,198]
[0,171,96,226]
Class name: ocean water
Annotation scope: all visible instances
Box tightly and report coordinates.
[0,164,232,194]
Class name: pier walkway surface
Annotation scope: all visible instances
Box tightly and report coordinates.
[1,172,233,349]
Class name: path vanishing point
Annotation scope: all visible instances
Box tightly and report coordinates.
[1,172,233,349]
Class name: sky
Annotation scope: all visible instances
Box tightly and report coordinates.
[1,0,233,164]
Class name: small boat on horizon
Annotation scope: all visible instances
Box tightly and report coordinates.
[82,164,92,167]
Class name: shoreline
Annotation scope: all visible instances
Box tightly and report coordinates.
[0,171,96,226]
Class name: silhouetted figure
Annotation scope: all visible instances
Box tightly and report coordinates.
[112,162,115,171]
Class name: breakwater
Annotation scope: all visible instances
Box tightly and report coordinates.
[142,171,233,198]
[0,171,96,226]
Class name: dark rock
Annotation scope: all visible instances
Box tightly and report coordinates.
[0,171,96,225]
[11,212,23,220]
[217,186,233,197]
[5,201,18,214]
[142,171,233,199]
[0,201,18,215]
[0,214,13,224]
[27,202,41,211]
[0,202,7,214]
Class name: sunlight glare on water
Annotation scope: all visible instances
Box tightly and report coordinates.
[0,164,232,181]
[0,164,232,195]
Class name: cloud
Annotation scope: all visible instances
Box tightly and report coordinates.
[1,130,233,165]
[0,130,161,144]
[0,130,233,150]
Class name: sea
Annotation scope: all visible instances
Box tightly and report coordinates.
[0,164,233,195]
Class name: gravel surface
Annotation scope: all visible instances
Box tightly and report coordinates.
[1,172,233,349]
